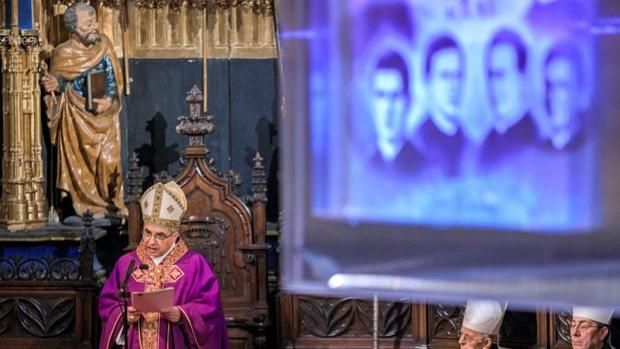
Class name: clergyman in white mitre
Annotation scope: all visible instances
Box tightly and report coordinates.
[459,300,507,349]
[571,307,616,349]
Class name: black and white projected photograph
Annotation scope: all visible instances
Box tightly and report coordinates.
[308,0,597,232]
[279,0,620,309]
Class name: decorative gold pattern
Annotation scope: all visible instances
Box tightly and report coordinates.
[134,239,189,349]
[143,216,182,231]
[0,28,47,230]
[141,182,187,231]
[132,264,185,283]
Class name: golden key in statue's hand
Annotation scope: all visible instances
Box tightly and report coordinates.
[39,61,58,103]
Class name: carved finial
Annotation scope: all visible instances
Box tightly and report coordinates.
[225,169,243,196]
[176,86,215,146]
[126,152,144,204]
[251,152,267,203]
[81,209,94,227]
[186,85,204,118]
[252,152,264,169]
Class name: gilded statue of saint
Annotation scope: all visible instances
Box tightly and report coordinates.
[41,2,127,219]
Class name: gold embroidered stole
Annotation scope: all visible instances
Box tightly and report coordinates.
[133,240,188,349]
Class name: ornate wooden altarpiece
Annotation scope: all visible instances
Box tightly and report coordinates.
[125,85,270,349]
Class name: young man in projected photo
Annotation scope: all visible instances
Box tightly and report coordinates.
[481,29,539,166]
[346,1,422,215]
[369,50,424,174]
[413,35,465,177]
[543,43,585,150]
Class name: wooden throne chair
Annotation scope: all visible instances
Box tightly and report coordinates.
[126,86,269,349]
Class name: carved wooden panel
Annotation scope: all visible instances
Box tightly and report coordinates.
[0,290,96,349]
[1,296,75,338]
[551,308,572,349]
[182,217,233,289]
[15,297,75,337]
[0,298,11,335]
[432,304,462,336]
[356,299,412,338]
[298,297,356,337]
[281,295,420,348]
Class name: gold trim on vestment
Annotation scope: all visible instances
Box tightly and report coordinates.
[134,240,189,349]
[104,311,123,349]
[178,306,201,347]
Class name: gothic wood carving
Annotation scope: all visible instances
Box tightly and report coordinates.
[16,298,75,337]
[552,309,572,349]
[298,297,356,338]
[0,298,12,335]
[356,299,411,338]
[432,304,463,340]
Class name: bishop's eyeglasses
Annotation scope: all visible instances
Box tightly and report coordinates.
[143,230,174,241]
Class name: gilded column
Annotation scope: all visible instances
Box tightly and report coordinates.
[0,25,47,230]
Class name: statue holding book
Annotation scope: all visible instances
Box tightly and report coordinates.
[41,2,127,219]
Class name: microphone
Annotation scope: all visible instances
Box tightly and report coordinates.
[139,263,149,270]
[120,260,136,297]
[119,260,136,345]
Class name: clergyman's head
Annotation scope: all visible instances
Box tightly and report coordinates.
[425,35,464,121]
[544,43,583,149]
[570,307,613,349]
[459,301,506,349]
[139,181,188,258]
[486,29,528,132]
[370,50,410,161]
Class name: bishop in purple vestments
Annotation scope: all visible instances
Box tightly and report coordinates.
[98,181,229,348]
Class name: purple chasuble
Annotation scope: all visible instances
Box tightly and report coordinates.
[98,240,229,348]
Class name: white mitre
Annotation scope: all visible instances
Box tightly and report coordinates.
[573,307,615,325]
[463,300,507,336]
[140,181,188,231]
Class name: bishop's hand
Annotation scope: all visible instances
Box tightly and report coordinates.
[161,306,182,323]
[127,306,141,324]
